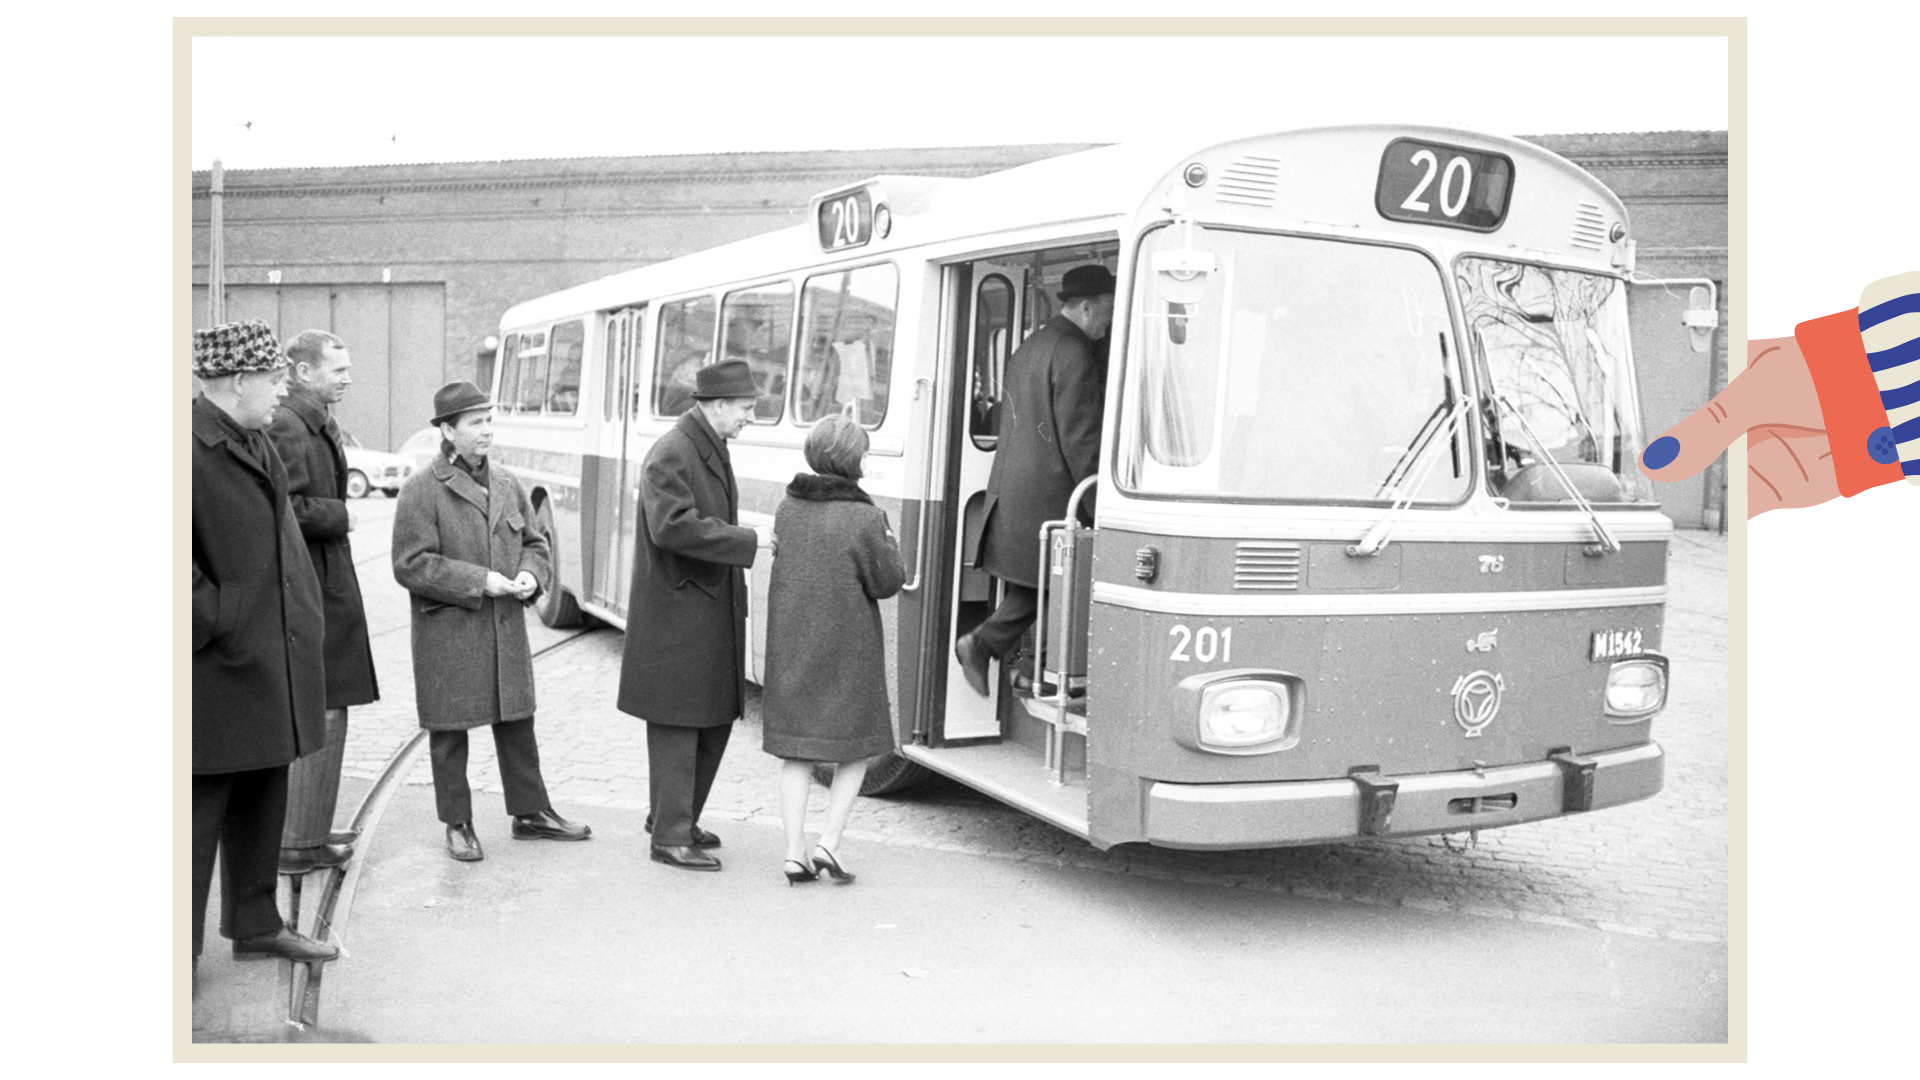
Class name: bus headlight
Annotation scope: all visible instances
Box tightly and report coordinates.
[1195,678,1298,753]
[1603,655,1668,720]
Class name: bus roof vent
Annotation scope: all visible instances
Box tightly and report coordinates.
[1234,541,1302,590]
[1217,154,1284,207]
[1570,202,1608,252]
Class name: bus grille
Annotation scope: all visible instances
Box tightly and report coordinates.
[1217,155,1284,207]
[1234,541,1302,590]
[1570,202,1608,251]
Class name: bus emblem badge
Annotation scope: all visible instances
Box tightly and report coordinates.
[1451,671,1505,737]
[1467,629,1498,653]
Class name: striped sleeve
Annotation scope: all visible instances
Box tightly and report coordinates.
[1860,272,1920,485]
[1793,271,1920,496]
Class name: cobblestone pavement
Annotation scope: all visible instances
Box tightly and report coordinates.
[342,498,1727,945]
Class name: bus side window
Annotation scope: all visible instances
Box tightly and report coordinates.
[510,328,549,415]
[653,295,716,419]
[546,319,584,415]
[494,333,523,405]
[796,264,897,428]
[720,283,795,425]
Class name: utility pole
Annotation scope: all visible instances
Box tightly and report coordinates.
[208,159,226,324]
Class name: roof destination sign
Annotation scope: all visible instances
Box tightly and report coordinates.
[1375,137,1514,232]
[811,181,896,253]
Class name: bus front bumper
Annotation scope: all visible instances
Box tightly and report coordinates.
[1141,741,1663,850]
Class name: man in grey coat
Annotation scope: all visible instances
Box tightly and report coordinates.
[955,264,1115,697]
[616,360,775,871]
[392,381,590,862]
[267,330,379,875]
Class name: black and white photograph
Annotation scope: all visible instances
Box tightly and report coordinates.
[179,19,1745,1054]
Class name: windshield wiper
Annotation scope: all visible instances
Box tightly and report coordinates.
[1488,391,1621,554]
[1351,336,1464,557]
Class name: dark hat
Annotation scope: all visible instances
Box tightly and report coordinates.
[431,381,494,425]
[692,359,759,400]
[192,319,286,378]
[1057,265,1117,302]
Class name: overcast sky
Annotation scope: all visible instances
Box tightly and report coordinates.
[192,33,1727,170]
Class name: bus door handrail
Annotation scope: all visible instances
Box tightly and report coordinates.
[900,376,938,593]
[1035,476,1097,783]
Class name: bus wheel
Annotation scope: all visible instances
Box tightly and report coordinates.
[811,754,934,797]
[533,498,588,629]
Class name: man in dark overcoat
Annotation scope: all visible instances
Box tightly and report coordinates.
[616,359,774,871]
[955,264,1116,697]
[267,330,379,874]
[191,319,339,968]
[392,381,591,862]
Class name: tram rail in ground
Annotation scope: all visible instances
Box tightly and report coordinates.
[274,626,602,1036]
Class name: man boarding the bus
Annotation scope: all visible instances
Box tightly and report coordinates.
[191,319,338,969]
[955,264,1116,697]
[267,330,379,875]
[616,359,775,871]
[392,381,591,862]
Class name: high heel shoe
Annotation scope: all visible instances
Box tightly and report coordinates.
[811,844,855,884]
[783,859,817,885]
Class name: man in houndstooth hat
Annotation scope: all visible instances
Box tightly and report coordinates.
[191,319,339,969]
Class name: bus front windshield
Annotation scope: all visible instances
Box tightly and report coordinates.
[1456,258,1654,505]
[1123,225,1469,504]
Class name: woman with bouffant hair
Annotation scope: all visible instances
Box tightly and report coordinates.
[761,414,906,884]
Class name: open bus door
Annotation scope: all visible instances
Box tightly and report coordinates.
[937,258,1029,744]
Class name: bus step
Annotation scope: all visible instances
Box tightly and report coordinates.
[1348,767,1399,836]
[1017,694,1086,734]
[1549,747,1598,812]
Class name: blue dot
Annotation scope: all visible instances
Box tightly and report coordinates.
[1867,426,1899,464]
[1643,436,1681,471]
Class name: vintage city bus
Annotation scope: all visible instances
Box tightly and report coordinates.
[488,125,1709,850]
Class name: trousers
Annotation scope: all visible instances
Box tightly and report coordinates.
[281,706,348,849]
[192,765,290,957]
[971,581,1038,661]
[428,718,552,825]
[646,722,733,845]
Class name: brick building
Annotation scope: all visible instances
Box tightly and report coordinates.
[190,131,1728,526]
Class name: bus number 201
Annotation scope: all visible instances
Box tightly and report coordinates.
[1169,624,1233,663]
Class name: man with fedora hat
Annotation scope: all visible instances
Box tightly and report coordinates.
[616,359,775,870]
[956,263,1116,698]
[191,319,339,967]
[392,381,591,862]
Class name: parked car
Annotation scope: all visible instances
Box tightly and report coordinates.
[396,426,443,476]
[341,431,414,498]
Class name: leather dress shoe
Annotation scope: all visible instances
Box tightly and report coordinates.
[446,821,484,862]
[328,827,360,845]
[954,632,991,697]
[642,816,721,848]
[650,843,721,871]
[511,808,591,841]
[232,927,339,964]
[278,842,353,875]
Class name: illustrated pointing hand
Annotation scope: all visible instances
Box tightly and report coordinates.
[1639,272,1920,518]
[1639,336,1844,516]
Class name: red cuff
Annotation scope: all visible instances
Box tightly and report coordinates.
[1795,309,1903,496]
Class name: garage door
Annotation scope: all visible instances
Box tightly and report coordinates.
[193,284,446,452]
